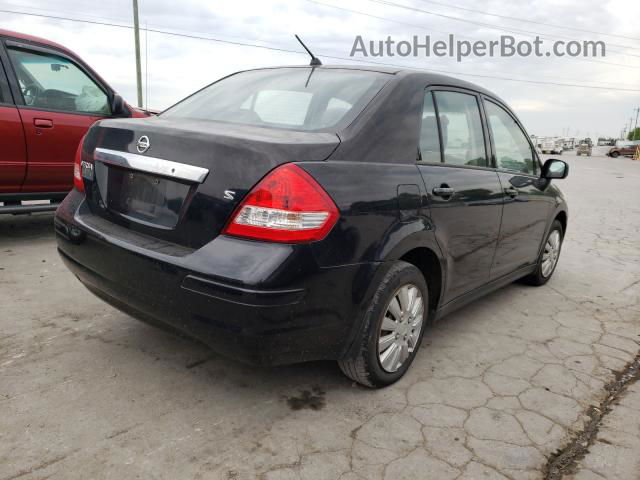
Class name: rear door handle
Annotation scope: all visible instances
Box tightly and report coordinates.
[432,186,455,197]
[34,118,53,128]
[504,187,519,197]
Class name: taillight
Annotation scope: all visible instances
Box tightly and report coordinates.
[73,136,86,192]
[223,163,339,243]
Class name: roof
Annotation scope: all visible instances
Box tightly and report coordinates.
[243,64,505,104]
[0,29,76,57]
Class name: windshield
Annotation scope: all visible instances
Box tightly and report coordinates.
[161,68,389,131]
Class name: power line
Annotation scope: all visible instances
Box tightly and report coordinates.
[9,3,640,73]
[414,0,640,42]
[2,8,640,92]
[365,0,640,56]
[0,9,301,54]
[307,0,640,83]
[306,0,640,69]
[374,0,640,53]
[355,56,640,92]
[0,1,297,47]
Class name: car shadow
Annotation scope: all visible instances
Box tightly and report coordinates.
[0,212,55,244]
[93,280,524,405]
[94,314,353,404]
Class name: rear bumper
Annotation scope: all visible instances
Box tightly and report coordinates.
[55,191,382,366]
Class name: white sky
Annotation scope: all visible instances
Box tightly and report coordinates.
[2,0,639,139]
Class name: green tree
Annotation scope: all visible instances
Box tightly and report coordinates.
[628,127,640,141]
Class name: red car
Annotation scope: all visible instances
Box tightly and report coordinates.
[0,29,149,213]
[607,144,638,158]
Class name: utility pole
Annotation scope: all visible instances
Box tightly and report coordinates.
[633,107,640,141]
[132,0,143,108]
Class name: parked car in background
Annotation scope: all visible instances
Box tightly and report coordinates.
[576,142,592,156]
[562,138,576,150]
[607,143,638,158]
[0,29,150,214]
[540,137,563,154]
[597,137,615,146]
[55,66,569,387]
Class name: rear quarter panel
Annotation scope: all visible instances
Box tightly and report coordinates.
[299,161,442,267]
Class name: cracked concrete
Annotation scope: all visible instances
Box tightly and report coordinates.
[570,381,640,480]
[1,149,639,479]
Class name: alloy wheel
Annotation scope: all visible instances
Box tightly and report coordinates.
[377,284,424,373]
[541,230,561,278]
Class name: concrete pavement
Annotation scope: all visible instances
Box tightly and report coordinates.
[1,148,639,479]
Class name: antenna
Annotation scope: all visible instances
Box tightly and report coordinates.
[295,34,322,66]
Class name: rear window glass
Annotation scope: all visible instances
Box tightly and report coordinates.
[161,68,389,131]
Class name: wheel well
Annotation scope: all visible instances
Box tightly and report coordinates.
[555,211,567,235]
[400,248,442,313]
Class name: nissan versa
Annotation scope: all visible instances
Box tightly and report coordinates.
[55,66,569,387]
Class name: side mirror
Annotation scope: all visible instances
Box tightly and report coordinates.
[541,159,569,180]
[110,94,127,116]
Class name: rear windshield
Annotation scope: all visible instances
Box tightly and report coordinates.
[161,68,389,131]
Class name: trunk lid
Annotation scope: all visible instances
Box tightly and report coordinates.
[81,116,339,248]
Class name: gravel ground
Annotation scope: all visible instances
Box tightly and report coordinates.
[1,147,639,480]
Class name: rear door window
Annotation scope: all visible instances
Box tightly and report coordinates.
[433,91,487,167]
[419,92,441,163]
[7,47,110,115]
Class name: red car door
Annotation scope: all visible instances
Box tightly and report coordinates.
[0,53,27,194]
[5,43,111,193]
[17,109,103,192]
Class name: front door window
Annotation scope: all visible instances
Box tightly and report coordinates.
[484,100,536,175]
[7,47,110,115]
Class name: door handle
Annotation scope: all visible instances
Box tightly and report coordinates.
[433,186,455,197]
[34,118,53,128]
[504,187,519,197]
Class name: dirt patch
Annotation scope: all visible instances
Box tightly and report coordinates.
[545,351,640,479]
[285,386,326,411]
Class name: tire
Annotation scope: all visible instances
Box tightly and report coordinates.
[522,220,564,286]
[610,151,620,158]
[338,261,428,388]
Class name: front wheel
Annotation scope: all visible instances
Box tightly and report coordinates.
[522,220,564,286]
[339,261,428,388]
[610,151,620,158]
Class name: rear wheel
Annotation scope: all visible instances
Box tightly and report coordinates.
[522,220,564,286]
[610,151,620,158]
[339,261,428,388]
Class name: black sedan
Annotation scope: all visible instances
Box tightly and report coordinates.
[55,66,569,387]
